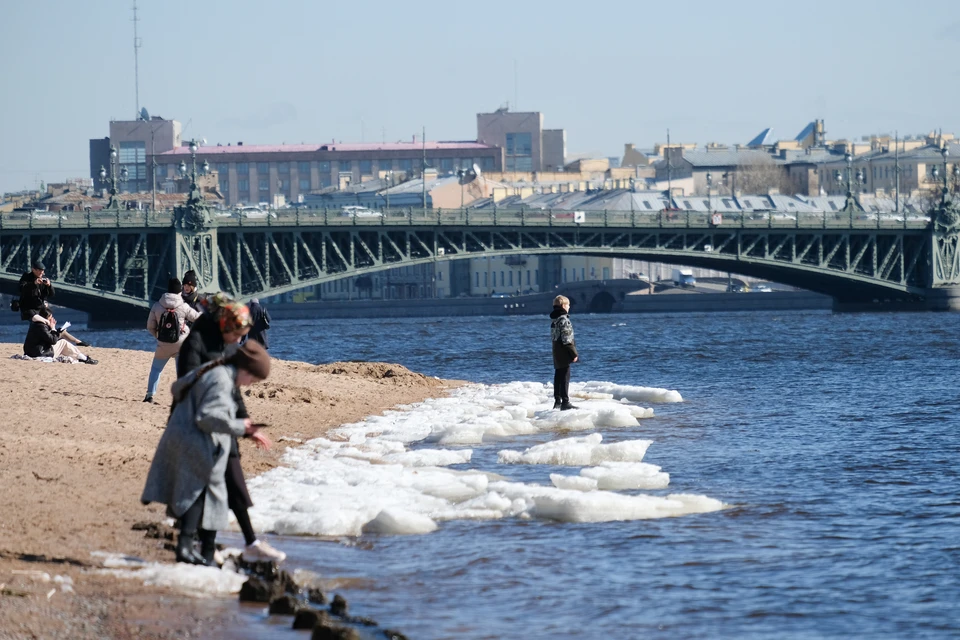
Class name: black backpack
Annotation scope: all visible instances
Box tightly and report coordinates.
[156,307,181,343]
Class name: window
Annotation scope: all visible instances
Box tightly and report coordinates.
[216,163,229,177]
[484,272,488,287]
[359,160,373,175]
[475,272,479,287]
[399,159,413,172]
[156,164,167,178]
[257,162,269,174]
[500,271,504,287]
[526,270,530,285]
[259,178,269,191]
[481,156,495,171]
[581,268,585,281]
[318,161,331,173]
[562,269,567,283]
[508,271,513,286]
[440,158,453,172]
[237,163,249,174]
[340,159,352,172]
[119,141,147,191]
[298,161,310,174]
[238,179,249,191]
[437,271,442,281]
[299,178,310,191]
[278,162,289,174]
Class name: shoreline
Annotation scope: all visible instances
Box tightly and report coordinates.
[0,342,460,638]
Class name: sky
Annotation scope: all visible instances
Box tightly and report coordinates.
[2,0,960,194]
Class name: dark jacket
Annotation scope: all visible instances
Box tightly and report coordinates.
[18,271,54,321]
[181,290,204,327]
[550,307,578,369]
[246,301,271,349]
[23,315,58,357]
[177,311,248,423]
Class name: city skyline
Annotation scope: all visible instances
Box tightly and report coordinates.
[2,0,959,194]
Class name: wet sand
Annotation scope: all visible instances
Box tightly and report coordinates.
[0,343,458,639]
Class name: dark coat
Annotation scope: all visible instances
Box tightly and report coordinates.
[23,315,58,357]
[141,364,246,530]
[246,301,271,349]
[181,290,204,327]
[18,271,54,321]
[550,307,578,369]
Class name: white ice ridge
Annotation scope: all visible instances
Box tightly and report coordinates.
[245,380,723,537]
[92,552,247,597]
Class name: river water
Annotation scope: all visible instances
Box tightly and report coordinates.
[5,310,959,639]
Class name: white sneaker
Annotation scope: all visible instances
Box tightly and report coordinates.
[242,539,286,563]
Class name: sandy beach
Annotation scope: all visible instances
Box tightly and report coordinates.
[0,342,456,639]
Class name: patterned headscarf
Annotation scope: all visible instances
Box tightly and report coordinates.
[218,302,251,334]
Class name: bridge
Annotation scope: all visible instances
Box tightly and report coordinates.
[2,194,960,322]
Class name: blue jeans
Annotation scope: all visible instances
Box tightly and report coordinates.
[146,355,176,397]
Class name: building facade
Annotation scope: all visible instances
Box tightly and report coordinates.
[476,108,566,173]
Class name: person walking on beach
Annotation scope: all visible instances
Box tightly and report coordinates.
[144,278,201,403]
[550,295,579,410]
[245,298,271,349]
[23,310,98,364]
[18,260,54,321]
[141,341,272,566]
[178,297,286,563]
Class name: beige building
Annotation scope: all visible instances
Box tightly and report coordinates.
[476,107,566,173]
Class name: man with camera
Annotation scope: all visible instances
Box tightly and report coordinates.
[18,260,55,321]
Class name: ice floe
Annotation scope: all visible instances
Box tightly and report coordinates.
[93,552,247,596]
[244,380,723,537]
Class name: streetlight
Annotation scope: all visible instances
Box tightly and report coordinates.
[456,168,466,210]
[834,152,865,218]
[384,170,394,212]
[99,145,128,209]
[178,138,208,191]
[706,172,713,211]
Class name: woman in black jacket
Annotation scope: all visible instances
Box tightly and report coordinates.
[23,312,98,364]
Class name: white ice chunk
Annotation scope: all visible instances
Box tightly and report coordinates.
[101,562,248,597]
[550,474,598,491]
[382,449,472,467]
[579,381,683,404]
[362,508,438,535]
[498,434,652,466]
[580,461,670,490]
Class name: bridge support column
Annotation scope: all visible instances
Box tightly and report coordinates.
[173,229,221,293]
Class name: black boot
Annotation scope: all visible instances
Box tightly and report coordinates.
[560,401,578,411]
[175,532,205,565]
[553,400,562,410]
[198,529,219,567]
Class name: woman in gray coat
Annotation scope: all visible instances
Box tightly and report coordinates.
[141,341,271,565]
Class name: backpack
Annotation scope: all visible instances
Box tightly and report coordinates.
[156,307,182,343]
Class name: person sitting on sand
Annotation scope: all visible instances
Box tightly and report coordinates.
[23,310,98,364]
[177,298,286,564]
[141,341,272,566]
[144,278,201,403]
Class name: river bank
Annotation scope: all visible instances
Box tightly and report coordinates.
[0,343,457,639]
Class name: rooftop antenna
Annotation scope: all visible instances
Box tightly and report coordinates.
[132,0,142,119]
[513,59,518,111]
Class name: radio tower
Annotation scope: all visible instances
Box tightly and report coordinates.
[133,0,141,118]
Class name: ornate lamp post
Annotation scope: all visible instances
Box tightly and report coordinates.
[175,139,211,230]
[834,152,865,214]
[99,145,128,209]
[706,172,713,211]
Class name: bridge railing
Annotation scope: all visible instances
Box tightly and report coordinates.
[0,207,931,231]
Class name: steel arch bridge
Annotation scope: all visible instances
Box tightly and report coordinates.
[2,203,960,321]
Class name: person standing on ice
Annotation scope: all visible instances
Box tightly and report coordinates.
[550,294,579,410]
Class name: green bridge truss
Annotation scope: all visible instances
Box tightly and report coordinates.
[2,201,960,321]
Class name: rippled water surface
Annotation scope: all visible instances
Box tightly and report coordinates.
[6,310,959,638]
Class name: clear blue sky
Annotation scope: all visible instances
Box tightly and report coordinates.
[2,0,959,193]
